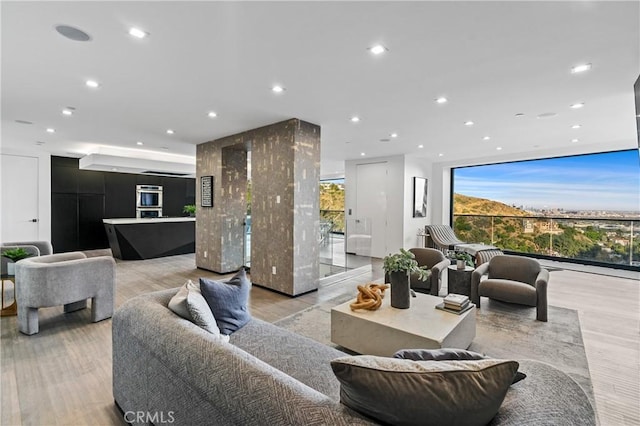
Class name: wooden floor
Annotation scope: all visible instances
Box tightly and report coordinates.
[1,254,638,425]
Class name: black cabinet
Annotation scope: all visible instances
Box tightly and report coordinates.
[51,193,79,253]
[79,195,107,249]
[51,156,195,252]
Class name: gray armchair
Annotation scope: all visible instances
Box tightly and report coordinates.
[408,248,450,296]
[15,251,116,335]
[471,255,549,321]
[2,240,53,255]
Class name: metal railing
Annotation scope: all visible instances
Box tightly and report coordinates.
[452,214,639,269]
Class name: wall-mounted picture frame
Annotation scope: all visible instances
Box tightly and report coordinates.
[201,176,214,207]
[413,177,428,218]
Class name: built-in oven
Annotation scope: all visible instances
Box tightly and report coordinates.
[136,185,163,218]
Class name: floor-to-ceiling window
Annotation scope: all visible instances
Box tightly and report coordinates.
[451,149,640,270]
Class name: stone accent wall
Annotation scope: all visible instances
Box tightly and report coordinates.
[195,139,248,273]
[196,118,320,296]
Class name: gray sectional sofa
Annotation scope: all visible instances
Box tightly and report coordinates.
[113,288,597,425]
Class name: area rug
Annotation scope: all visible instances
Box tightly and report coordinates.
[274,293,594,406]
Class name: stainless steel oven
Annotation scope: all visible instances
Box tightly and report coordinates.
[136,185,163,218]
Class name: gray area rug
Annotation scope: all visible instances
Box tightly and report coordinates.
[275,293,594,407]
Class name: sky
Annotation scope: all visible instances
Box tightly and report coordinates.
[454,149,640,213]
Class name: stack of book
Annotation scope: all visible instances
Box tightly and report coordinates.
[436,293,473,314]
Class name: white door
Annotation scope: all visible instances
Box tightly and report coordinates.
[355,162,387,258]
[1,154,39,241]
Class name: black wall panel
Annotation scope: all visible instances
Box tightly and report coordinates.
[51,193,79,253]
[104,173,136,219]
[51,156,195,252]
[79,194,107,249]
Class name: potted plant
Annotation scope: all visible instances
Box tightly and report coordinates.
[183,204,196,217]
[455,251,473,270]
[383,248,429,309]
[1,247,34,275]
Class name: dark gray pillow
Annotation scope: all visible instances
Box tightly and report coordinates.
[331,355,519,426]
[393,348,486,361]
[200,269,251,335]
[393,348,526,384]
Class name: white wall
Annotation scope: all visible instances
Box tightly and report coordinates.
[345,154,434,256]
[403,156,432,248]
[345,155,404,256]
[0,147,51,243]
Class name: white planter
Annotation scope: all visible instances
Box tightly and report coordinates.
[456,260,465,270]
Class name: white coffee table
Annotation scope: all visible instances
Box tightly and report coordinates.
[331,290,476,356]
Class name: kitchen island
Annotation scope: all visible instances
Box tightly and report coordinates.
[103,217,195,260]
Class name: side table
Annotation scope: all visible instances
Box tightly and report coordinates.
[447,265,474,297]
[1,273,17,316]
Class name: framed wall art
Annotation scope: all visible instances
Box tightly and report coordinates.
[201,176,214,207]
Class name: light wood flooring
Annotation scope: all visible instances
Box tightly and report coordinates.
[1,254,638,425]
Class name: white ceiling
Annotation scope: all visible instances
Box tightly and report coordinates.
[2,1,639,177]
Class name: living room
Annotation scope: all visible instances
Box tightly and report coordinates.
[1,2,639,425]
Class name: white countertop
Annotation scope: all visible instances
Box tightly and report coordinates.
[103,217,196,225]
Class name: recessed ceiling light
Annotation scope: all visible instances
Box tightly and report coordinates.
[464,121,474,126]
[438,153,444,157]
[15,119,33,125]
[537,112,557,119]
[166,129,174,134]
[85,80,100,88]
[351,116,360,123]
[435,97,448,104]
[35,141,45,145]
[111,168,118,171]
[571,138,579,143]
[571,63,592,74]
[46,128,55,133]
[360,152,366,156]
[515,113,525,117]
[496,146,503,151]
[136,141,143,146]
[62,109,73,116]
[418,144,424,149]
[570,103,585,109]
[390,133,398,138]
[271,85,285,93]
[368,44,387,55]
[161,147,169,150]
[571,124,581,129]
[128,27,148,39]
[483,136,491,141]
[207,111,218,118]
[55,25,91,42]
[379,138,391,142]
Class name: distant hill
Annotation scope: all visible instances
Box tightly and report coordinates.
[453,193,528,216]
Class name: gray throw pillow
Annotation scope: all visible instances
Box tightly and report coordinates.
[200,268,252,335]
[168,279,201,320]
[392,348,526,384]
[330,355,519,426]
[185,291,222,336]
[393,348,486,361]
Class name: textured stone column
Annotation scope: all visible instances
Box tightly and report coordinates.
[196,118,320,295]
[195,138,247,273]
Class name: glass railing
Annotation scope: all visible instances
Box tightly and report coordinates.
[452,214,640,269]
[320,209,345,234]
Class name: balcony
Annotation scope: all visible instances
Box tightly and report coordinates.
[452,214,640,270]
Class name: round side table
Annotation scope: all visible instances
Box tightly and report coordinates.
[1,273,17,316]
[447,265,474,297]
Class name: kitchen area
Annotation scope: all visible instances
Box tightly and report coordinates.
[51,156,196,259]
[103,184,195,260]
